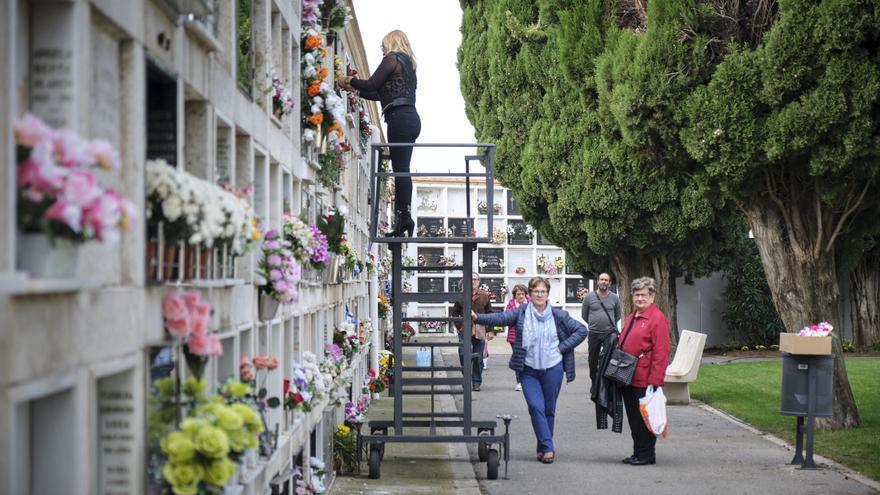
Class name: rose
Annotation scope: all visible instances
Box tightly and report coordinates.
[202,457,235,486]
[190,301,211,337]
[228,429,258,452]
[214,404,244,432]
[194,425,229,459]
[180,418,208,434]
[188,334,222,357]
[162,461,203,495]
[222,381,250,399]
[162,292,191,337]
[160,431,196,463]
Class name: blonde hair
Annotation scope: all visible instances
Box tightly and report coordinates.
[382,30,417,70]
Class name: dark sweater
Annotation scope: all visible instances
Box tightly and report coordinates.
[475,304,588,383]
[350,52,417,112]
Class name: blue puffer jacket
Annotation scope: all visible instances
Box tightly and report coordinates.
[475,304,588,382]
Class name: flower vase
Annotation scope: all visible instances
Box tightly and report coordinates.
[162,245,178,280]
[183,344,208,380]
[146,238,159,280]
[258,290,280,321]
[184,246,196,280]
[16,233,79,278]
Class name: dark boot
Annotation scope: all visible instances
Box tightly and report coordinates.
[388,208,414,237]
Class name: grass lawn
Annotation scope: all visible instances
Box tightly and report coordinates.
[690,358,880,481]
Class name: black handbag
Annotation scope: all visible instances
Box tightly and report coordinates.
[604,316,640,385]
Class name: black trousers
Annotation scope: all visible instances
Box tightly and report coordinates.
[385,106,421,212]
[621,385,656,459]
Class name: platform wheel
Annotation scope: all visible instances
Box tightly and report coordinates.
[478,441,489,461]
[368,445,381,479]
[486,448,500,480]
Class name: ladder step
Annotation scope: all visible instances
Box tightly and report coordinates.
[400,341,460,347]
[401,265,464,272]
[400,292,462,303]
[399,377,465,386]
[401,366,463,372]
[401,411,464,418]
[375,236,490,244]
[402,316,463,323]
[400,389,466,395]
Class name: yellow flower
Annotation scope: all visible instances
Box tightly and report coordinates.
[194,425,230,459]
[337,424,351,435]
[214,404,244,432]
[202,457,236,486]
[180,418,208,434]
[228,429,255,453]
[160,431,196,463]
[162,461,203,495]
[230,403,263,433]
[222,381,250,399]
[183,377,205,396]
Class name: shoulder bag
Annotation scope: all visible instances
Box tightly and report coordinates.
[595,292,616,328]
[603,315,641,385]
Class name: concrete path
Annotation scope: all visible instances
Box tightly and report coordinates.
[330,338,878,495]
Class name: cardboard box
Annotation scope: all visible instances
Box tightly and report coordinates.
[779,333,832,355]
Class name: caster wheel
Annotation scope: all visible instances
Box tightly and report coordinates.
[487,448,500,480]
[478,441,489,462]
[369,445,381,479]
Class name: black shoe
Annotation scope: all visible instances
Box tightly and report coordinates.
[388,210,414,237]
[621,456,636,464]
[628,457,656,465]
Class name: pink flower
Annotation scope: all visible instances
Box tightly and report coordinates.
[87,139,119,170]
[266,356,279,370]
[82,193,123,243]
[61,168,101,207]
[189,334,222,357]
[182,291,202,311]
[162,292,191,338]
[275,281,288,293]
[270,269,283,280]
[267,254,282,267]
[253,355,271,369]
[45,198,83,232]
[18,141,67,193]
[264,229,279,240]
[265,240,281,250]
[53,129,91,167]
[189,301,211,337]
[14,113,55,147]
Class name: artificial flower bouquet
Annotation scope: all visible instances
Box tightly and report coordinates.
[779,321,834,355]
[162,290,222,379]
[270,70,295,119]
[14,113,135,244]
[257,228,301,303]
[316,209,346,254]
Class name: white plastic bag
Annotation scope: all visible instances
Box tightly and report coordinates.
[639,385,668,438]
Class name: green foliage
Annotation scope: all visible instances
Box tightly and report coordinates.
[317,150,343,189]
[842,340,857,353]
[237,0,254,93]
[722,241,785,346]
[691,360,880,480]
[316,209,346,254]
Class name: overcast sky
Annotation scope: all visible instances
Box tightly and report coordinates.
[351,0,482,172]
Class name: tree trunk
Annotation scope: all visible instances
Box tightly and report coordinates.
[850,250,880,347]
[612,250,679,359]
[744,202,860,429]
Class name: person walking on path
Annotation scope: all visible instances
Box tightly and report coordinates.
[452,273,493,391]
[338,30,420,237]
[578,273,622,386]
[618,276,670,466]
[505,284,529,391]
[472,277,588,464]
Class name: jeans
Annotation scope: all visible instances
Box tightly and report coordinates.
[458,336,484,385]
[385,106,421,212]
[622,385,656,459]
[521,362,564,453]
[509,342,521,384]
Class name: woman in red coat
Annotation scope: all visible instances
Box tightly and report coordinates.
[618,276,670,466]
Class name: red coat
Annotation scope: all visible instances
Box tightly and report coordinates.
[618,303,670,388]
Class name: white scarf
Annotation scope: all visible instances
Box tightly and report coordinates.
[522,302,554,350]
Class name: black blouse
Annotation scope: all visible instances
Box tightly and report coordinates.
[351,52,417,111]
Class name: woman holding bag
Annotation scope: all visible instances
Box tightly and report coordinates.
[618,277,670,466]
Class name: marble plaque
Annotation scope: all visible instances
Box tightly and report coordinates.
[507,192,520,215]
[447,217,472,238]
[417,277,445,294]
[98,371,136,495]
[91,28,120,145]
[507,219,533,245]
[566,278,587,304]
[417,247,444,273]
[30,4,76,128]
[418,217,444,237]
[477,248,504,274]
[481,277,505,303]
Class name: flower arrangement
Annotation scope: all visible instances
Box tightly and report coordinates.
[438,254,457,266]
[282,213,315,264]
[316,209,346,253]
[417,224,429,237]
[364,253,376,276]
[507,222,534,242]
[536,254,564,275]
[333,424,358,474]
[419,320,445,332]
[377,294,390,319]
[309,224,331,269]
[321,344,351,407]
[146,159,257,254]
[491,227,506,245]
[477,200,502,214]
[366,367,388,394]
[162,290,222,379]
[344,395,370,424]
[257,229,301,303]
[338,236,361,274]
[14,114,136,244]
[270,70,295,119]
[284,360,315,413]
[334,321,362,360]
[401,322,415,341]
[798,322,833,337]
[308,456,328,494]
[229,355,280,456]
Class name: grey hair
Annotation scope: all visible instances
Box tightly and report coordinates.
[630,276,656,295]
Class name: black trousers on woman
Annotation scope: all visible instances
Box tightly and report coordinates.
[384,105,421,211]
[621,385,656,459]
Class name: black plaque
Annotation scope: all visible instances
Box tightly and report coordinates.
[537,230,553,245]
[447,218,472,238]
[448,277,462,292]
[482,277,505,303]
[507,219,533,245]
[478,248,504,274]
[418,277,445,293]
[418,217,445,237]
[507,192,520,216]
[146,64,177,164]
[417,247,444,273]
[566,278,587,304]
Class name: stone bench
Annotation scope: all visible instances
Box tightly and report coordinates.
[664,330,707,405]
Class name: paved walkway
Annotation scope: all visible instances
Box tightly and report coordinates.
[330,338,878,495]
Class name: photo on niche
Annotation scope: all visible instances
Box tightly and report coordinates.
[477,248,505,274]
[566,278,587,304]
[417,277,445,294]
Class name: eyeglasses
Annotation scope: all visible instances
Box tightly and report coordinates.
[531,290,548,295]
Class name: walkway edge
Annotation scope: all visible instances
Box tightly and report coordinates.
[694,401,880,492]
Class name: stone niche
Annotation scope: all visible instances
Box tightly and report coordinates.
[97,370,137,495]
[146,62,178,164]
[29,2,77,129]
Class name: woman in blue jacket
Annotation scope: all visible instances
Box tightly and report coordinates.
[472,276,588,464]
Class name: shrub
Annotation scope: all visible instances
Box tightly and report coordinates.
[723,243,785,346]
[842,340,856,353]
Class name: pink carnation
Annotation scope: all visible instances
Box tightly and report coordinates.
[87,139,119,170]
[182,291,202,311]
[189,333,222,357]
[162,292,191,337]
[45,198,83,233]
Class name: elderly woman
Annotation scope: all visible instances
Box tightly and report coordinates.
[618,276,670,466]
[472,277,588,464]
